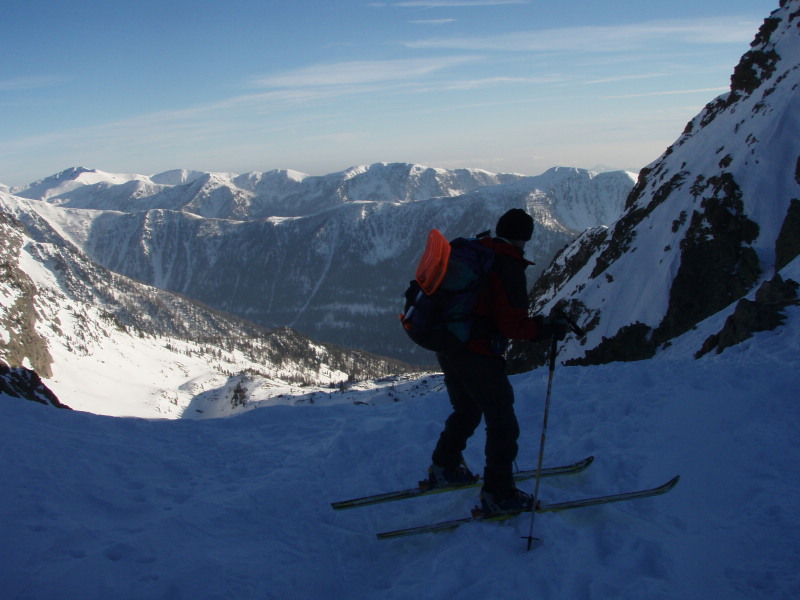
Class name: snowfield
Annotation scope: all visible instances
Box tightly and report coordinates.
[1,289,798,600]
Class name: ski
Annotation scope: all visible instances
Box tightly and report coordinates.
[376,475,680,540]
[331,455,594,511]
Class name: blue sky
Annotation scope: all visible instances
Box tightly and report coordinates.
[1,0,780,186]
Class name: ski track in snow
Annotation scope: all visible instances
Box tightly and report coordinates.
[1,306,799,600]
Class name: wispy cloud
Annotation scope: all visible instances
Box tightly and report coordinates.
[582,73,667,85]
[248,56,481,88]
[427,75,563,91]
[393,0,527,6]
[0,75,67,91]
[406,17,760,52]
[4,55,496,158]
[604,87,729,99]
[369,1,526,6]
[410,18,457,25]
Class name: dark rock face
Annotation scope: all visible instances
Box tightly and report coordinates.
[657,173,761,347]
[697,275,799,357]
[776,198,800,272]
[0,362,70,409]
[0,212,54,377]
[567,173,765,366]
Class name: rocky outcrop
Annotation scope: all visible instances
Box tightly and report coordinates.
[0,362,70,408]
[0,212,54,377]
[696,274,799,357]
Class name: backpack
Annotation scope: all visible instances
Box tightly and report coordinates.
[400,229,496,354]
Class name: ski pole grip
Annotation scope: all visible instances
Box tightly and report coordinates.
[555,310,586,339]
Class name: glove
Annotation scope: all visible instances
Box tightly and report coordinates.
[536,316,569,341]
[550,316,569,341]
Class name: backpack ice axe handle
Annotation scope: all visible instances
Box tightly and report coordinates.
[523,334,558,551]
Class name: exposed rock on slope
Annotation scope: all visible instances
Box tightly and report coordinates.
[510,0,800,369]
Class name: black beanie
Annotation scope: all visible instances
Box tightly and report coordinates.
[496,209,534,241]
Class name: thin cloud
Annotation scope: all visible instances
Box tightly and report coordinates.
[389,0,526,6]
[407,16,760,52]
[410,19,457,25]
[428,75,564,91]
[582,73,667,85]
[367,1,526,8]
[604,87,729,99]
[0,75,67,91]
[5,58,497,157]
[248,56,481,88]
[401,1,526,5]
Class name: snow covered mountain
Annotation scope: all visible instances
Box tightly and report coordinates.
[14,163,525,218]
[0,208,410,417]
[4,164,634,364]
[509,0,800,369]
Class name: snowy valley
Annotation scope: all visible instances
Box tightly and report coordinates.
[0,207,410,418]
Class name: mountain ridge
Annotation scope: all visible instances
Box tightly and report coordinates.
[13,162,632,223]
[3,164,634,363]
[508,0,799,369]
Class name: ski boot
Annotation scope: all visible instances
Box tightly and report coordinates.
[479,487,536,517]
[420,462,478,491]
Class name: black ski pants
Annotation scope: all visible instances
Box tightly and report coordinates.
[431,350,520,495]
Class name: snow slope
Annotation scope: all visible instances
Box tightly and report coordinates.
[1,259,798,599]
[0,207,408,418]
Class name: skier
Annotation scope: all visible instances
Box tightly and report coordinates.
[424,208,568,516]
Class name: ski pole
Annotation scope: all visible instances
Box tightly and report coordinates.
[523,335,558,551]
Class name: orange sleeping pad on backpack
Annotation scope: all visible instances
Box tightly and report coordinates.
[401,228,495,351]
[415,229,451,295]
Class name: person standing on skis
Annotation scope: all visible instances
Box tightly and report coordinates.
[423,208,567,516]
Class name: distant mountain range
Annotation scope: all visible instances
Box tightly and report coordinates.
[2,164,635,364]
